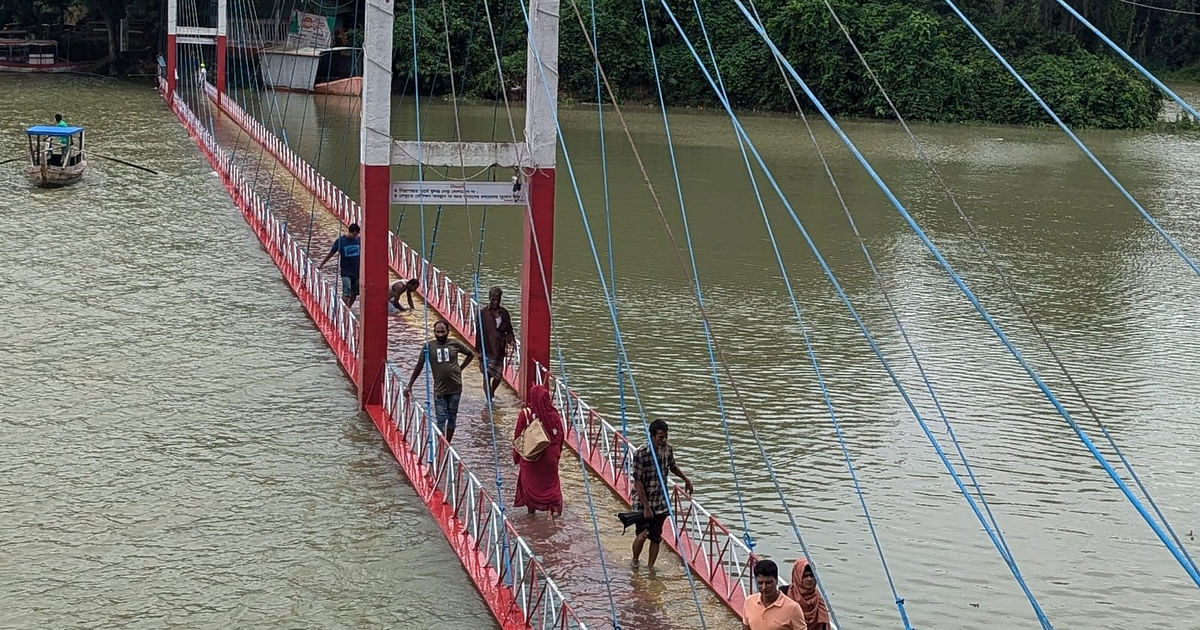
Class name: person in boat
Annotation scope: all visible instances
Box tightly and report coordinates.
[404,320,474,443]
[475,286,514,400]
[319,223,361,306]
[744,560,807,629]
[46,113,70,166]
[389,278,419,313]
[512,384,565,517]
[630,419,693,569]
[788,558,830,630]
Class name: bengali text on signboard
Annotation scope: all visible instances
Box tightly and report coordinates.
[390,180,527,206]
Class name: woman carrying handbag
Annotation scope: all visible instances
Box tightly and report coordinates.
[512,385,565,517]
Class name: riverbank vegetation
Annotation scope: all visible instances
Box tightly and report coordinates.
[399,0,1200,128]
[3,0,1199,128]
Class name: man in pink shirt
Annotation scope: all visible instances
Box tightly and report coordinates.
[743,560,808,630]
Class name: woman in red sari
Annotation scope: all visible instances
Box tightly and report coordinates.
[512,385,565,516]
[790,557,830,630]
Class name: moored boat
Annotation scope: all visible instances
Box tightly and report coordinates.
[0,39,96,73]
[25,125,87,188]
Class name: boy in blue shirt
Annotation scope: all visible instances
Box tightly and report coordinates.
[319,223,361,306]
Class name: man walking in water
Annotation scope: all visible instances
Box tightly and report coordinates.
[405,320,474,442]
[743,560,807,629]
[475,286,514,399]
[631,419,693,569]
[319,223,361,306]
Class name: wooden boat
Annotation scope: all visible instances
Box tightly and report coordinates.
[25,125,87,188]
[0,39,96,73]
[313,76,361,96]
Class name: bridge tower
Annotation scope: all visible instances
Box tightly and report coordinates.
[370,0,560,399]
[165,0,228,105]
[359,0,393,410]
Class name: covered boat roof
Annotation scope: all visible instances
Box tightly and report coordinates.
[26,125,84,136]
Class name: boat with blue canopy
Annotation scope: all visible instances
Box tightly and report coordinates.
[26,124,87,187]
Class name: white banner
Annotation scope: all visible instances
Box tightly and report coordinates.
[390,181,527,206]
[288,10,332,49]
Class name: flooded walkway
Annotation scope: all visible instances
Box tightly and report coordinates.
[198,96,738,629]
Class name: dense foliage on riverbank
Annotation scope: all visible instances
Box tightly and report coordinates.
[3,0,1198,127]
[397,0,1199,128]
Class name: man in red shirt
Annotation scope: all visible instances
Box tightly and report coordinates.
[743,560,807,630]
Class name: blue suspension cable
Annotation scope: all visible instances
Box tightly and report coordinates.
[940,0,1200,278]
[1053,0,1200,121]
[727,0,1200,589]
[468,221,513,588]
[681,4,844,619]
[514,3,710,625]
[407,0,436,465]
[561,4,863,626]
[650,2,1057,624]
[635,0,754,551]
[555,349,623,629]
[812,0,1183,580]
[638,10,912,626]
[588,0,627,443]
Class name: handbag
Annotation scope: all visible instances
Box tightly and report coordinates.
[513,409,551,461]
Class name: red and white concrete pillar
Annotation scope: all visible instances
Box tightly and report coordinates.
[166,0,177,97]
[216,0,227,104]
[518,0,560,399]
[358,0,394,410]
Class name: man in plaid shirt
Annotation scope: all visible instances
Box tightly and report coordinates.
[631,419,693,568]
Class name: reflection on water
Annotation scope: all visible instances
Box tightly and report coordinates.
[260,84,1200,628]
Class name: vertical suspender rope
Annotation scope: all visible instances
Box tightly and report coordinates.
[556,349,624,630]
[515,4,715,628]
[635,0,755,552]
[633,0,912,623]
[460,7,621,613]
[408,0,435,462]
[940,0,1200,278]
[334,0,363,195]
[438,0,519,590]
[298,0,350,255]
[566,2,877,625]
[645,1,1056,624]
[816,0,1194,574]
[816,0,1196,579]
[724,0,1200,588]
[588,0,627,444]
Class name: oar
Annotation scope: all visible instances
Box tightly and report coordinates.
[92,153,159,175]
[0,156,24,166]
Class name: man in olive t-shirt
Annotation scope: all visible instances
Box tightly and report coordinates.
[404,320,474,442]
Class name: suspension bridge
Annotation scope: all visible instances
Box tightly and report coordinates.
[155,0,1200,628]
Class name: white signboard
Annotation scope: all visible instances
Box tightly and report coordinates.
[390,181,527,206]
[288,10,333,49]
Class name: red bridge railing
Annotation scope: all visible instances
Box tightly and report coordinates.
[167,79,585,630]
[203,83,759,616]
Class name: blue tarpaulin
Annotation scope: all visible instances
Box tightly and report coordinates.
[26,125,84,137]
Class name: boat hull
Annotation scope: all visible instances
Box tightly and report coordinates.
[313,76,361,96]
[0,61,95,74]
[26,160,87,188]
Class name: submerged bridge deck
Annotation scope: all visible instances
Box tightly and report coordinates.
[176,85,747,629]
